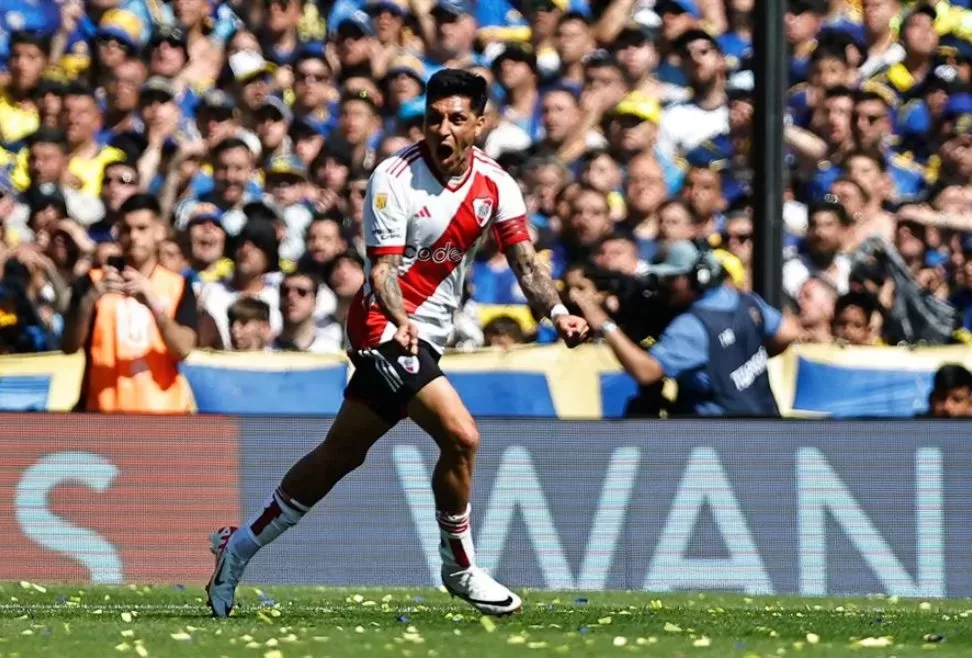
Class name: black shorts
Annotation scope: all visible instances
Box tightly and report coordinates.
[344,340,444,423]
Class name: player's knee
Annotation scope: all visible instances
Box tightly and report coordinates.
[446,421,480,457]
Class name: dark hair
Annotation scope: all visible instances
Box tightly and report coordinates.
[212,137,252,159]
[824,85,855,101]
[228,297,271,325]
[597,231,638,249]
[483,315,526,343]
[282,269,322,289]
[835,291,878,318]
[305,211,344,239]
[810,38,849,65]
[845,149,888,172]
[932,364,972,396]
[9,31,50,56]
[657,198,698,223]
[426,69,488,116]
[64,81,97,100]
[558,11,589,27]
[118,193,161,218]
[242,200,282,224]
[27,127,68,150]
[808,198,851,226]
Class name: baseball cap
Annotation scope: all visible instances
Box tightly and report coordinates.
[149,24,187,49]
[654,0,701,19]
[265,154,308,181]
[256,96,293,124]
[229,50,275,83]
[923,64,964,94]
[140,76,176,101]
[365,0,408,16]
[938,35,972,64]
[237,216,280,272]
[432,0,473,19]
[398,95,426,123]
[647,240,705,278]
[96,9,143,50]
[200,88,236,111]
[944,92,972,119]
[336,11,375,37]
[186,202,225,228]
[341,88,380,112]
[384,52,427,86]
[613,91,661,124]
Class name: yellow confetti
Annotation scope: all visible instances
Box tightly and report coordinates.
[649,599,663,609]
[240,634,254,642]
[806,633,820,644]
[636,637,658,645]
[170,632,191,641]
[31,584,46,593]
[121,612,133,623]
[920,602,933,611]
[354,626,365,634]
[854,636,893,648]
[613,636,628,647]
[134,645,148,658]
[507,635,527,645]
[352,594,364,603]
[121,630,134,638]
[481,617,497,633]
[693,636,712,647]
[597,616,612,625]
[246,642,262,649]
[280,633,298,643]
[265,638,279,647]
[265,651,283,658]
[115,642,131,652]
[381,594,393,602]
[664,622,682,633]
[21,629,33,635]
[18,581,30,589]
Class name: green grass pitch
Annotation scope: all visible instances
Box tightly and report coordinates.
[0,584,969,657]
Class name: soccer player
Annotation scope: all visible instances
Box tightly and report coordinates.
[206,69,589,617]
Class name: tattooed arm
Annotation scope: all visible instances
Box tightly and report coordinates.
[369,253,419,354]
[506,239,590,347]
[505,240,562,318]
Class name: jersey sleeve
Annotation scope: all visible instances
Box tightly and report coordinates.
[491,172,530,250]
[363,166,410,258]
[649,314,709,379]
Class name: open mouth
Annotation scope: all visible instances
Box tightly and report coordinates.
[436,143,454,162]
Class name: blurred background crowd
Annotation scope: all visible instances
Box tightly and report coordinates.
[0,0,969,356]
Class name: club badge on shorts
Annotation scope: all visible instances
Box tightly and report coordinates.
[472,198,494,227]
[398,355,420,375]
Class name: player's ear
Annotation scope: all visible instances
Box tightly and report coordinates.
[473,112,487,138]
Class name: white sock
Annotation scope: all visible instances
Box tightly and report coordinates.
[230,487,309,561]
[437,505,476,571]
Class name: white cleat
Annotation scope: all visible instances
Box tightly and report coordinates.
[206,526,247,617]
[442,566,522,617]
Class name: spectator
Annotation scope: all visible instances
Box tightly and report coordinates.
[833,290,883,345]
[722,210,753,290]
[175,137,261,236]
[61,193,197,412]
[198,212,283,350]
[326,250,365,328]
[273,271,343,353]
[228,297,273,352]
[793,275,837,343]
[923,363,972,418]
[0,31,48,147]
[783,199,852,302]
[264,155,314,262]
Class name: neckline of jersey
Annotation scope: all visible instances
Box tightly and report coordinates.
[419,141,475,192]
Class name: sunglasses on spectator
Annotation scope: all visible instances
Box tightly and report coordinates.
[725,231,752,243]
[105,171,137,186]
[281,284,314,297]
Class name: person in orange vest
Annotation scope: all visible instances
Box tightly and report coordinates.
[62,194,198,413]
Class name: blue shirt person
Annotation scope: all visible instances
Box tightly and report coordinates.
[571,240,798,417]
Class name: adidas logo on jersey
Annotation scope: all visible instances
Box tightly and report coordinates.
[414,207,431,220]
[405,242,464,264]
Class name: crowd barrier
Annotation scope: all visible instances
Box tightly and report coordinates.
[1,344,971,417]
[0,415,966,597]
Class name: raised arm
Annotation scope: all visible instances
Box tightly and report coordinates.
[505,239,562,319]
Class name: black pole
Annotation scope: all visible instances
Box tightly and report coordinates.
[752,0,786,308]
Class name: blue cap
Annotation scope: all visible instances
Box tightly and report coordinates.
[938,34,972,63]
[896,100,931,136]
[654,0,701,19]
[432,0,474,17]
[337,11,375,37]
[944,92,972,119]
[366,0,408,16]
[265,154,308,180]
[648,240,704,277]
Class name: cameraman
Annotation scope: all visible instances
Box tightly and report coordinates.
[572,240,799,417]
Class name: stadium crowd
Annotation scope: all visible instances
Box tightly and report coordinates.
[0,0,969,358]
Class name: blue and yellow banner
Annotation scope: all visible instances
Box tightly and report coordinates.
[1,345,970,417]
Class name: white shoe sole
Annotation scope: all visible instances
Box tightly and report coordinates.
[444,582,523,617]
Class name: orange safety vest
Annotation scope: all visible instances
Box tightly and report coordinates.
[83,267,194,413]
